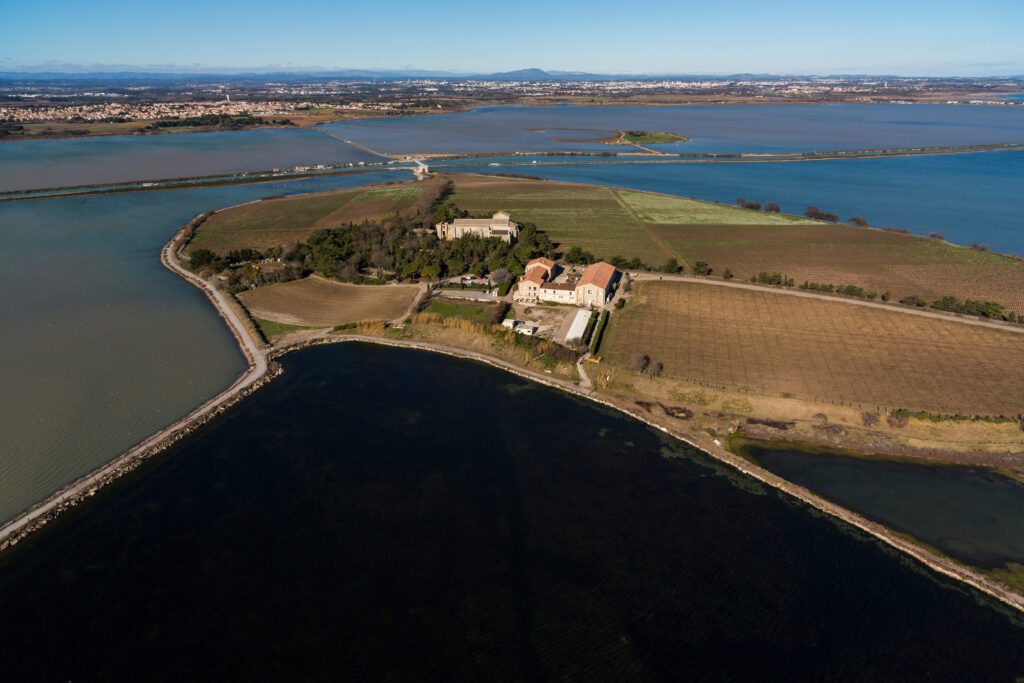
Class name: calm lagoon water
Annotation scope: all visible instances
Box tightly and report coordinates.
[322,103,1024,155]
[444,150,1024,255]
[1,343,1023,680]
[0,171,405,523]
[0,127,382,192]
[739,442,1024,570]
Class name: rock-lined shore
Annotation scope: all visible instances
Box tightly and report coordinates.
[3,212,1023,618]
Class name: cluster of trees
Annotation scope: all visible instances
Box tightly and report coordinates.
[804,206,840,222]
[0,123,25,137]
[929,296,1011,320]
[900,294,1017,320]
[564,245,597,265]
[750,272,795,287]
[301,220,556,282]
[147,114,289,130]
[799,281,882,300]
[801,206,871,226]
[630,352,664,378]
[735,198,781,213]
[566,246,651,271]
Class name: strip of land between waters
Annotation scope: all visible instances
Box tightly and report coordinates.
[2,213,1024,618]
[6,140,1024,203]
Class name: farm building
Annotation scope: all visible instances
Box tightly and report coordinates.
[435,211,520,244]
[515,259,620,308]
[538,281,577,304]
[576,261,619,308]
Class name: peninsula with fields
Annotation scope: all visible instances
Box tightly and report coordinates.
[102,168,1022,606]
[9,0,1024,673]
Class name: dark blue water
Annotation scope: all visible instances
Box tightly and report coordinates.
[0,170,408,523]
[1,344,1022,680]
[738,441,1024,569]
[443,151,1024,254]
[322,104,1024,155]
[0,128,383,192]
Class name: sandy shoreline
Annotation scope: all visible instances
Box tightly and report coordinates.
[2,215,1023,618]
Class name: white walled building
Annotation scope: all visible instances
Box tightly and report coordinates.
[436,211,520,244]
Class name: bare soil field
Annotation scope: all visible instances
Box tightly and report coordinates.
[189,179,438,254]
[238,276,418,326]
[653,223,1024,311]
[604,280,1024,416]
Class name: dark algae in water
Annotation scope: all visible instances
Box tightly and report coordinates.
[2,344,1023,680]
[737,438,1024,571]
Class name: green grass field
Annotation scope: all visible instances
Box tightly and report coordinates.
[188,180,432,254]
[616,190,807,225]
[253,317,312,340]
[425,298,499,324]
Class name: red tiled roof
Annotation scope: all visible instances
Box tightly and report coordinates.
[578,261,617,289]
[522,267,547,285]
[526,257,556,271]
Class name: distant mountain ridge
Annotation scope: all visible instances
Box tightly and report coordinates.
[2,67,1020,82]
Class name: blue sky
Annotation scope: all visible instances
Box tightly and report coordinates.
[3,0,1022,75]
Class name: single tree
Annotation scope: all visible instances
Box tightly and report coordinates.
[631,352,650,374]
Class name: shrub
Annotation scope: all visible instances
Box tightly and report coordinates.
[887,411,909,428]
[489,302,511,325]
[900,295,927,307]
[692,261,712,276]
[861,411,880,426]
[631,352,650,373]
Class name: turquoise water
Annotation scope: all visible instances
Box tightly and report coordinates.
[442,150,1024,255]
[0,171,406,523]
[0,128,383,192]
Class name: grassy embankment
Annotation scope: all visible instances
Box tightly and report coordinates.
[424,299,500,324]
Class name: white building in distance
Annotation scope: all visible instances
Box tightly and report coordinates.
[436,211,520,244]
